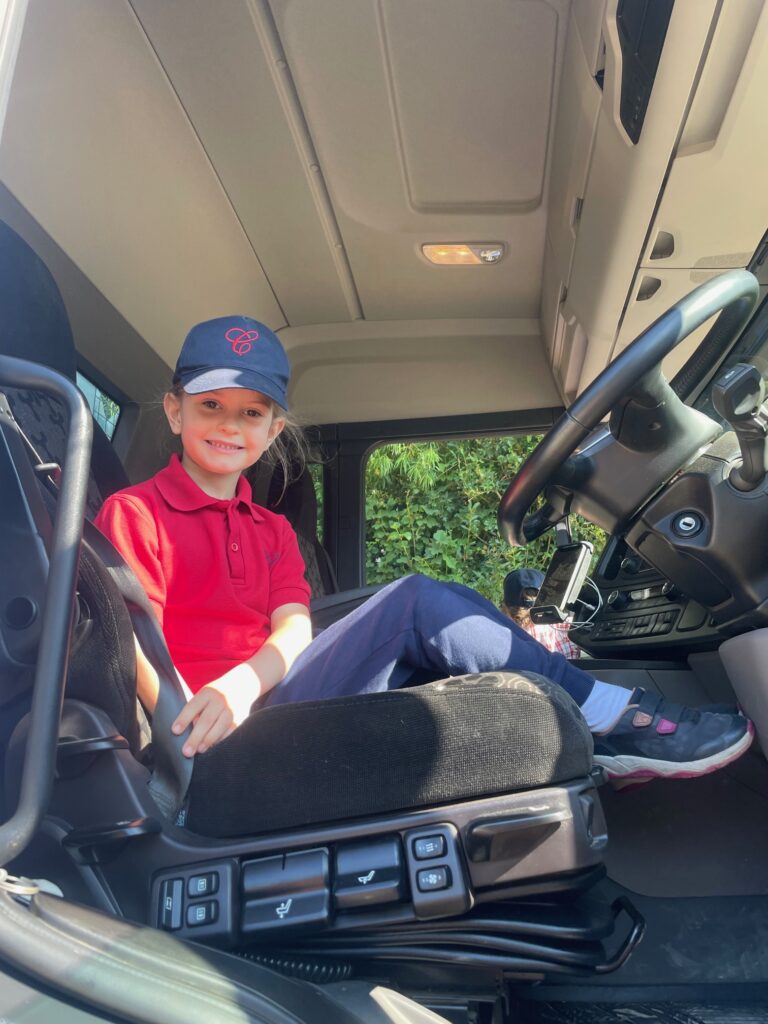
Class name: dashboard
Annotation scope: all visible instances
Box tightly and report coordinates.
[571,537,721,656]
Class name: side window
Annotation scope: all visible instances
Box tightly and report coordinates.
[309,461,324,544]
[76,371,121,440]
[365,435,605,603]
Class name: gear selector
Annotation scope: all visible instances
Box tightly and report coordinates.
[711,363,768,491]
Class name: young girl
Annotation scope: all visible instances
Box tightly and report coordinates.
[95,316,753,785]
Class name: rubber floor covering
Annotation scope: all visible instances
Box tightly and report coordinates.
[513,1005,768,1023]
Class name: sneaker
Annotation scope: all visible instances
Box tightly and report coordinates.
[593,688,753,782]
[699,702,742,716]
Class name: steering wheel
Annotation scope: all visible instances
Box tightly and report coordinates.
[499,270,760,547]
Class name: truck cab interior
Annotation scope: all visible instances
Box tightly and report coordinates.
[2,1,768,1022]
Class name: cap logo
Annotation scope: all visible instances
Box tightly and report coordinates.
[225,326,259,356]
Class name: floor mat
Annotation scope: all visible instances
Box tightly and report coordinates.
[600,750,768,897]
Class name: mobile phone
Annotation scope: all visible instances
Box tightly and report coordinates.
[530,542,593,625]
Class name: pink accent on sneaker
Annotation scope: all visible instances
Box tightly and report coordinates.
[632,710,653,728]
[656,718,678,735]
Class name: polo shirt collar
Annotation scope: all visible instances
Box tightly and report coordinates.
[155,454,263,521]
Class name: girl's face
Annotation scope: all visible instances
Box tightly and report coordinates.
[163,387,285,494]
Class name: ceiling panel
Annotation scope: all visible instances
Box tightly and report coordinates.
[381,0,557,210]
[130,0,355,327]
[271,0,569,321]
[0,0,284,366]
[283,317,559,423]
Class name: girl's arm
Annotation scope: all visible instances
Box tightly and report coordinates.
[134,636,160,712]
[171,603,312,757]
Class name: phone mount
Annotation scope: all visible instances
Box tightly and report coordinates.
[554,518,572,547]
[711,363,768,492]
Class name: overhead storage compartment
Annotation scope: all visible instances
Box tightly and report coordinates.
[615,0,768,381]
[545,0,722,400]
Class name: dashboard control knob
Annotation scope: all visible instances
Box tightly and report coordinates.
[661,581,678,600]
[620,556,643,575]
[607,590,629,611]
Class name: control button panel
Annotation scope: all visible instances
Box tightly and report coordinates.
[590,607,679,641]
[334,836,405,909]
[152,830,475,943]
[152,859,236,943]
[241,848,330,934]
[404,825,471,919]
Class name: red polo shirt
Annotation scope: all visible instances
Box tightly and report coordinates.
[94,455,311,691]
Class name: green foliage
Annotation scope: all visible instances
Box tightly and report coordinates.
[309,462,324,540]
[95,392,120,431]
[365,436,606,603]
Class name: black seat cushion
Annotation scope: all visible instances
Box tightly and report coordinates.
[185,671,593,838]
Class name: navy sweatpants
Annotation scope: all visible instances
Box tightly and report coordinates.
[263,575,596,708]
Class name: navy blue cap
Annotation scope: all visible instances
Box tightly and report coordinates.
[174,315,290,409]
[503,568,545,608]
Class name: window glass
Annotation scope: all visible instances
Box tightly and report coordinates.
[309,461,324,544]
[365,435,605,603]
[76,371,121,440]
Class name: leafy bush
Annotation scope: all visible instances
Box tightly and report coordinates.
[365,436,606,603]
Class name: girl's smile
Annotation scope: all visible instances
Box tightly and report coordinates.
[206,439,244,452]
[163,386,285,499]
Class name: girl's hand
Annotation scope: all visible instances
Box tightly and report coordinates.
[171,682,245,757]
[171,667,260,756]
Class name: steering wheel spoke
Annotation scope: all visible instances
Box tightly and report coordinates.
[521,501,564,543]
[499,270,760,547]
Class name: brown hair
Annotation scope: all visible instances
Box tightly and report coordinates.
[501,603,531,628]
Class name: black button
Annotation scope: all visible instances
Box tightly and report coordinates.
[241,891,329,932]
[186,900,218,927]
[159,878,183,930]
[334,837,404,909]
[187,872,218,898]
[631,614,656,636]
[413,835,446,860]
[242,849,328,896]
[242,854,282,894]
[417,866,450,892]
[652,610,677,635]
[678,602,707,632]
[335,837,401,886]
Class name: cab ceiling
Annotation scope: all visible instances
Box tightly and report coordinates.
[0,0,566,422]
[3,0,767,428]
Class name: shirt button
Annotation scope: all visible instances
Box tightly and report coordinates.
[231,542,239,552]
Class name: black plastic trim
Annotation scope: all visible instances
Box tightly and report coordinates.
[0,356,92,867]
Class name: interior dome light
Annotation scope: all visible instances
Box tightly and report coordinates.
[422,243,504,265]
